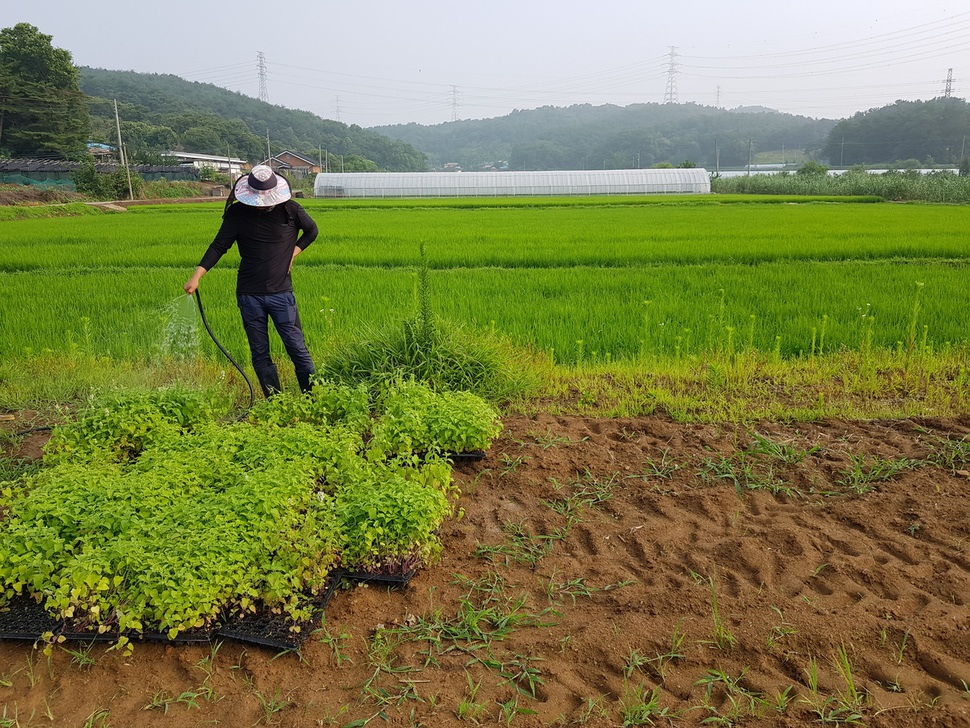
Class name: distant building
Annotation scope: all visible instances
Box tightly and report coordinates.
[269,151,321,178]
[161,151,249,178]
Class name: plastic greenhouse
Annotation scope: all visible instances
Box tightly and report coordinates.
[314,169,710,198]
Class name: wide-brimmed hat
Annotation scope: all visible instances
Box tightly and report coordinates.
[234,165,291,207]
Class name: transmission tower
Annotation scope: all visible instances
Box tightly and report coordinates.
[663,47,679,105]
[944,68,953,98]
[334,96,342,123]
[450,85,461,122]
[257,51,269,103]
[715,85,722,108]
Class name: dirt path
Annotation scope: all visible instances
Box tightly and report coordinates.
[2,413,970,726]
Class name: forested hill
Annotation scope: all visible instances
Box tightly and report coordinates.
[374,103,838,171]
[79,68,427,172]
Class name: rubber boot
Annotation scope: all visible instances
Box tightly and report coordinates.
[296,370,314,395]
[256,365,282,399]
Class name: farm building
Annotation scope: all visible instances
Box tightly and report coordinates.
[314,169,710,198]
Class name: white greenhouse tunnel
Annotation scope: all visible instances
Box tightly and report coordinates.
[313,169,711,198]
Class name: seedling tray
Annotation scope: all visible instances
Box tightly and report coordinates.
[447,451,486,463]
[337,567,416,587]
[0,595,60,641]
[216,578,340,651]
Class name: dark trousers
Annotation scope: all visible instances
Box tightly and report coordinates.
[237,293,315,380]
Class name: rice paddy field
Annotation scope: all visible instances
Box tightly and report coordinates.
[0,195,967,367]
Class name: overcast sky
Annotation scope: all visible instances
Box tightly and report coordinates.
[3,1,968,127]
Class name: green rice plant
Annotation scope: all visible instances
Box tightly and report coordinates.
[315,618,355,667]
[3,201,970,368]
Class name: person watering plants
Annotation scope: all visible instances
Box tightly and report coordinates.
[183,164,318,398]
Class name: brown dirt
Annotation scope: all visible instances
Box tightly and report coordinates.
[2,413,970,726]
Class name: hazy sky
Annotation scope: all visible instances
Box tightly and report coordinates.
[3,1,968,127]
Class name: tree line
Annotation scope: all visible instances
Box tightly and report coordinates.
[2,22,968,173]
[0,23,427,172]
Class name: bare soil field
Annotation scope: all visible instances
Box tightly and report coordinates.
[2,413,970,726]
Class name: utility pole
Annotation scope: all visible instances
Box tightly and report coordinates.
[747,139,752,175]
[266,129,271,165]
[257,51,269,103]
[663,47,679,105]
[114,99,133,200]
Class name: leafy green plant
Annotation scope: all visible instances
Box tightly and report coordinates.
[248,380,370,433]
[368,378,502,457]
[334,458,453,572]
[43,386,226,464]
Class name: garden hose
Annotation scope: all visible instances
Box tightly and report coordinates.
[194,289,256,410]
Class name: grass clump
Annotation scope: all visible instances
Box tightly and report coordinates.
[319,313,539,405]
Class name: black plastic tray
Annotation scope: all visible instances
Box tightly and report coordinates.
[0,569,409,650]
[216,578,340,651]
[0,595,59,641]
[337,567,416,587]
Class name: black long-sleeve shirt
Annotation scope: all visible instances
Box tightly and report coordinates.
[198,200,318,295]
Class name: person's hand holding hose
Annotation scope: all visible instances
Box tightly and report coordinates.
[184,266,207,295]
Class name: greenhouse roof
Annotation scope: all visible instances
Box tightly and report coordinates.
[314,168,710,198]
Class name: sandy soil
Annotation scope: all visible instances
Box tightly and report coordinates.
[2,413,970,727]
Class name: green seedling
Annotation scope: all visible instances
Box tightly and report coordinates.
[694,667,765,723]
[749,431,820,464]
[475,520,557,569]
[499,453,529,476]
[701,576,736,651]
[62,642,97,670]
[526,428,572,450]
[496,696,537,726]
[252,688,293,723]
[625,624,686,680]
[143,690,177,714]
[499,654,544,699]
[315,619,354,667]
[637,448,681,479]
[456,672,488,723]
[81,709,110,728]
[541,568,634,605]
[837,453,915,493]
[766,607,797,650]
[620,684,678,726]
[923,434,970,473]
[572,695,609,724]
